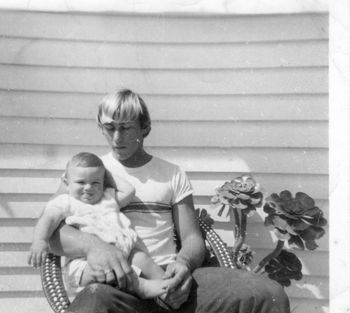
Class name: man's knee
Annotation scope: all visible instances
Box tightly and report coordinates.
[69,283,156,313]
[85,283,112,301]
[251,279,290,313]
[69,283,117,313]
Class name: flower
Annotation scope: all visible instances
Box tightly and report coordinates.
[263,190,327,250]
[195,208,214,227]
[236,244,255,270]
[264,250,303,287]
[211,175,263,215]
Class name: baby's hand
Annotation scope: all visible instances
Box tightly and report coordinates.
[27,240,49,268]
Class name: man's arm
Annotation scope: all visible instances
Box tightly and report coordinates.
[164,194,206,309]
[50,219,136,290]
[173,194,205,271]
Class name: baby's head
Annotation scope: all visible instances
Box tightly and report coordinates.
[63,152,106,204]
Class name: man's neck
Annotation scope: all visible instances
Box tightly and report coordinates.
[118,149,152,168]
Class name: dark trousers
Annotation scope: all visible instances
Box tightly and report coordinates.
[68,267,290,313]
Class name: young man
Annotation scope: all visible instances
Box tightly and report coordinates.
[50,89,290,313]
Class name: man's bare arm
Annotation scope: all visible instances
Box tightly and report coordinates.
[173,194,205,271]
[163,194,205,309]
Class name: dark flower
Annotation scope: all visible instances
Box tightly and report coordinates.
[265,250,303,287]
[195,208,214,227]
[263,191,327,250]
[236,244,255,269]
[211,175,263,216]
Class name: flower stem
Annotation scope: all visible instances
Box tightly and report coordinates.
[233,207,240,239]
[231,210,247,268]
[253,240,285,274]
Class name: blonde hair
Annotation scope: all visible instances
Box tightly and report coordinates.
[97,89,151,137]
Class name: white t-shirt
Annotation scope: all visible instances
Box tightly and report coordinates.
[101,153,193,266]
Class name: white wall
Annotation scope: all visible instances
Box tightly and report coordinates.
[0,9,328,313]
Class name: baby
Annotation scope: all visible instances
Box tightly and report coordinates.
[28,152,171,300]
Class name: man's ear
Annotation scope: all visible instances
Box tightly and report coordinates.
[141,125,151,137]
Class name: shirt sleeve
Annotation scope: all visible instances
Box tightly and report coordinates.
[171,166,193,205]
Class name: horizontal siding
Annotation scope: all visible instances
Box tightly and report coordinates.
[0,118,328,148]
[0,172,328,199]
[0,65,328,95]
[0,91,328,121]
[0,37,328,69]
[0,298,51,313]
[0,11,328,43]
[0,144,328,174]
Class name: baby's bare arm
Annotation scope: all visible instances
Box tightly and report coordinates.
[105,170,135,208]
[28,203,67,267]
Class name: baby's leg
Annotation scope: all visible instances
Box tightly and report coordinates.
[80,263,100,286]
[130,247,164,279]
[129,248,171,299]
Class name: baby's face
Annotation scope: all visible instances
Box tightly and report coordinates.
[66,166,105,204]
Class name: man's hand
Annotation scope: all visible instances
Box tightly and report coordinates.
[86,242,137,292]
[163,261,193,309]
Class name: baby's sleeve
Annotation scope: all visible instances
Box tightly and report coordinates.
[45,194,72,219]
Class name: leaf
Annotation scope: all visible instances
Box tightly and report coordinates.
[305,240,318,251]
[280,190,293,201]
[296,192,315,209]
[300,225,326,241]
[288,235,305,250]
[288,219,310,231]
[217,204,226,217]
[263,203,276,214]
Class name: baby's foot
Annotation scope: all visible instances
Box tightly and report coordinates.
[136,277,169,299]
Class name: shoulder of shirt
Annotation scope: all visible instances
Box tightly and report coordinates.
[151,156,180,169]
[150,156,185,178]
[99,153,112,163]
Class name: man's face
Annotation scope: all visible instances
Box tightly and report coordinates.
[101,120,143,161]
[66,166,105,204]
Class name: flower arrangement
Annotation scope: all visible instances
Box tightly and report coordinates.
[206,174,327,287]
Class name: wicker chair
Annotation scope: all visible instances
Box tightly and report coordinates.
[40,217,235,313]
